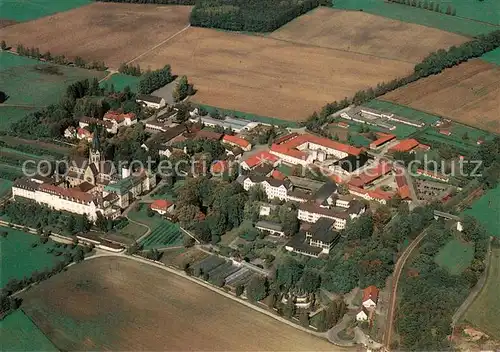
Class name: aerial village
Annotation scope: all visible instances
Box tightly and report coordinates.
[3,90,475,347]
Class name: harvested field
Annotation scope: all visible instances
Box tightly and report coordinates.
[0,19,18,28]
[381,59,500,133]
[21,257,336,351]
[270,8,468,63]
[0,0,90,22]
[0,3,192,68]
[137,27,413,121]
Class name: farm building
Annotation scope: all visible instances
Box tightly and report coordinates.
[222,135,252,151]
[369,133,396,149]
[136,94,166,109]
[255,220,285,237]
[389,138,420,153]
[150,199,175,215]
[362,286,379,308]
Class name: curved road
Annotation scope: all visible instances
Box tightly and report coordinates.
[383,228,430,348]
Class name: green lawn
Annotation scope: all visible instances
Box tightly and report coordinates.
[464,186,500,238]
[481,48,500,66]
[0,310,58,351]
[100,73,140,93]
[196,103,300,127]
[0,52,106,107]
[0,0,91,22]
[463,246,500,339]
[0,227,75,288]
[435,239,474,275]
[0,178,13,197]
[332,0,497,36]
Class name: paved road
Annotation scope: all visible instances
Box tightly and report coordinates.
[383,227,431,348]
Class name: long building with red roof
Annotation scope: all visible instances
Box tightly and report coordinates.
[269,133,364,166]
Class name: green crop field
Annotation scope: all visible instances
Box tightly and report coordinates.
[434,239,474,275]
[0,107,38,132]
[332,0,497,36]
[196,103,300,127]
[0,52,106,107]
[0,310,58,352]
[464,186,500,238]
[0,227,75,288]
[0,0,91,22]
[140,221,183,250]
[100,73,140,93]
[463,246,500,339]
[480,48,500,66]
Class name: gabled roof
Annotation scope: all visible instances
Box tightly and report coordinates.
[389,139,419,153]
[136,94,163,104]
[150,199,174,211]
[370,133,396,147]
[223,135,250,148]
[313,182,338,205]
[362,286,379,303]
[243,151,278,169]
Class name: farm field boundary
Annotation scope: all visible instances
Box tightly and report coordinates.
[381,59,500,134]
[0,3,193,69]
[0,0,91,22]
[463,186,500,238]
[463,245,500,339]
[269,7,469,63]
[20,256,336,351]
[480,48,500,66]
[0,310,58,351]
[332,0,498,36]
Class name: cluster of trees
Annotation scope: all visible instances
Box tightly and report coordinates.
[138,65,174,94]
[97,0,195,3]
[15,44,107,71]
[190,0,330,32]
[118,62,142,76]
[305,30,500,131]
[0,200,91,236]
[396,218,489,350]
[174,177,248,243]
[0,295,21,317]
[388,0,456,15]
[172,75,195,102]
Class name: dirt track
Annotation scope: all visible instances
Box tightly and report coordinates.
[270,8,468,63]
[0,3,192,68]
[21,256,337,351]
[381,59,500,133]
[136,27,413,121]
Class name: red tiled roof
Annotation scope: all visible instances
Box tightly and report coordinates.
[389,139,419,153]
[195,130,223,141]
[211,160,228,174]
[77,127,92,137]
[398,185,411,199]
[39,184,94,203]
[273,133,298,145]
[349,162,392,188]
[271,169,286,181]
[368,189,393,201]
[362,286,379,303]
[223,135,250,148]
[244,151,279,168]
[282,134,363,156]
[150,199,174,211]
[104,110,136,122]
[370,134,396,147]
[270,143,308,159]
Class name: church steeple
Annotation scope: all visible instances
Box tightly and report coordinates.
[89,132,102,168]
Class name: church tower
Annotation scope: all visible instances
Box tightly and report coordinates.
[89,133,102,170]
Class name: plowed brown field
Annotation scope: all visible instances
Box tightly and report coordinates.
[0,3,192,68]
[381,59,500,133]
[270,7,469,63]
[21,257,338,351]
[136,27,413,121]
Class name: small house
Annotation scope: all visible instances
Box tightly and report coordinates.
[150,199,175,215]
[362,285,379,309]
[356,307,370,322]
[136,94,166,109]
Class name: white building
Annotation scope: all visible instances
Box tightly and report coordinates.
[255,220,285,236]
[136,94,166,109]
[297,201,365,230]
[285,218,341,257]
